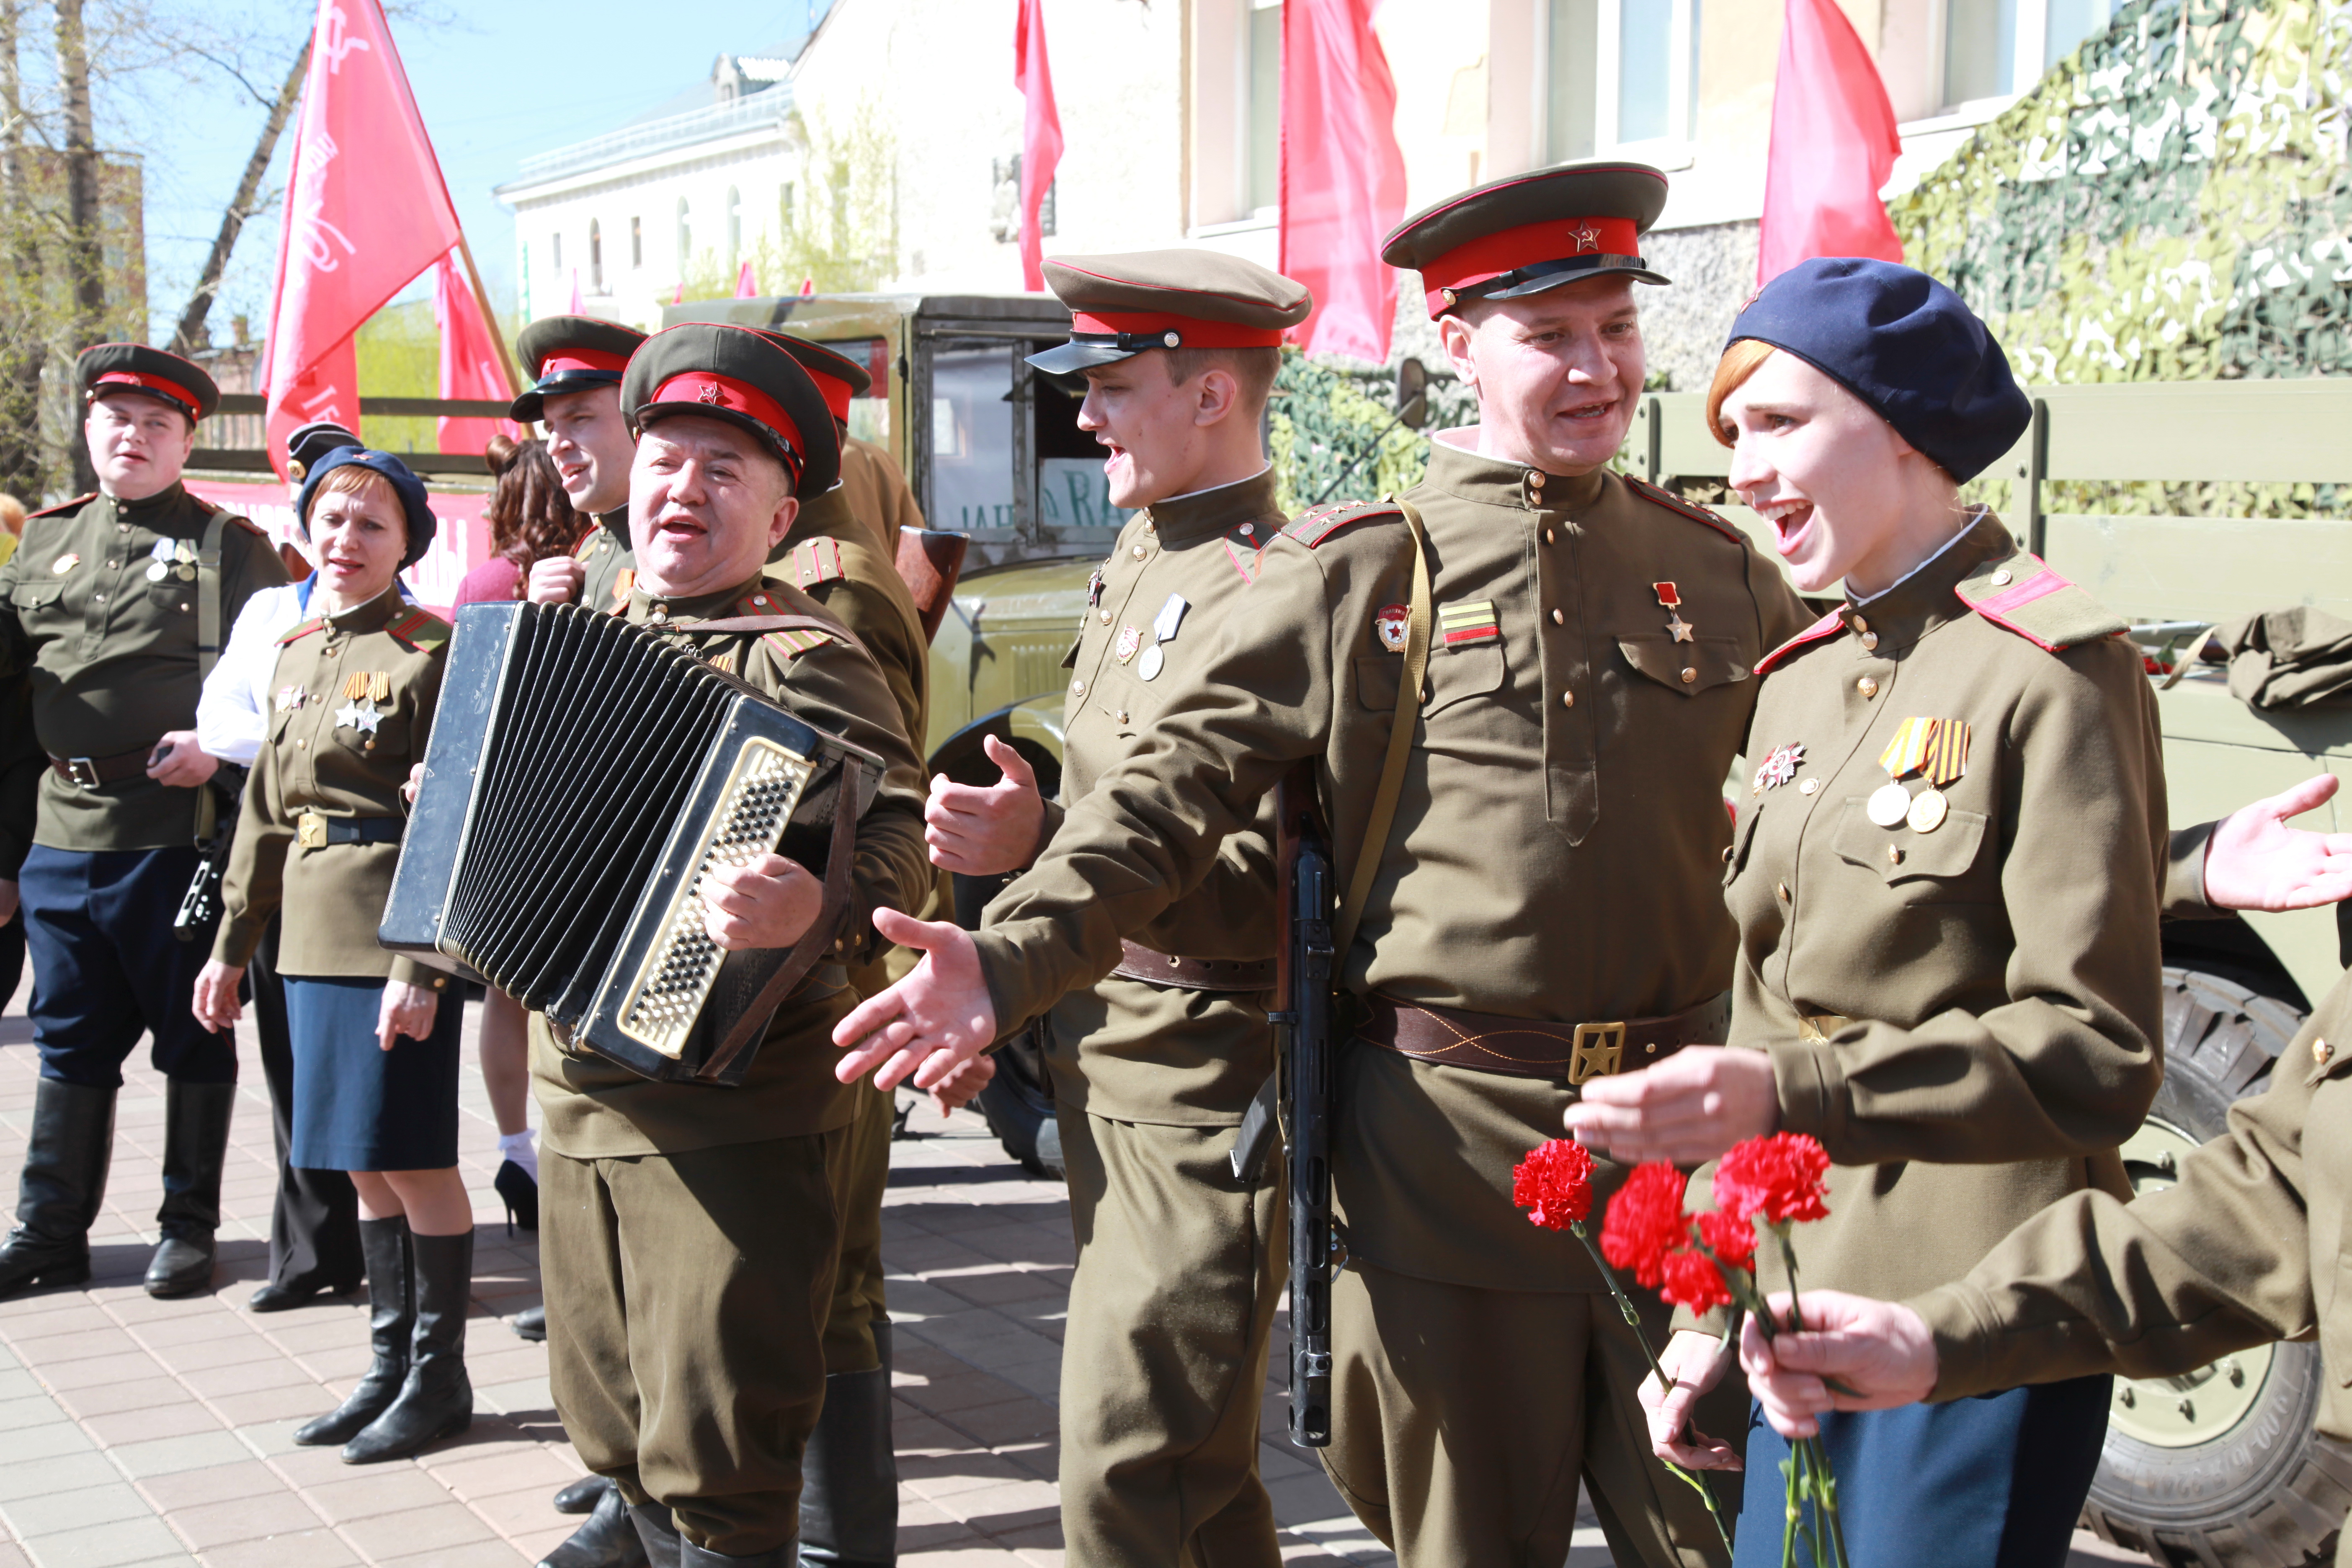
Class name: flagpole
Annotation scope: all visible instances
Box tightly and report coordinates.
[454,235,521,397]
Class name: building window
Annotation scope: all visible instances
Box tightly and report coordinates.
[676,197,691,268]
[552,230,562,272]
[727,186,742,271]
[1945,0,2119,106]
[1245,0,1281,213]
[1544,0,1700,162]
[589,219,602,292]
[631,216,643,268]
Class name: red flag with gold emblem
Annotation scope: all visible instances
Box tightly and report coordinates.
[260,0,465,476]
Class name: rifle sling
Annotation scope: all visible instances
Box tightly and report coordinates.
[1333,497,1431,962]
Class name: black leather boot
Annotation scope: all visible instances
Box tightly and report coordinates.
[295,1217,411,1446]
[554,1474,614,1514]
[0,1078,115,1299]
[537,1483,647,1568]
[343,1227,473,1462]
[683,1537,797,1565]
[146,1080,237,1297]
[631,1503,684,1568]
[798,1319,898,1566]
[513,1305,547,1341]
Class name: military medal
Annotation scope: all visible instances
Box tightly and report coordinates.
[1086,564,1106,609]
[1114,624,1142,664]
[1869,717,1931,826]
[51,552,78,575]
[1654,581,1695,643]
[335,672,382,735]
[1140,593,1187,681]
[274,685,306,712]
[145,538,173,582]
[1906,719,1969,833]
[367,671,391,702]
[1752,742,1805,794]
[1375,603,1411,653]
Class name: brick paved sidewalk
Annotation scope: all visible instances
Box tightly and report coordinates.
[0,976,2151,1568]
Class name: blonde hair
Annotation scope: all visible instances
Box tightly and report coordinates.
[1706,339,1779,448]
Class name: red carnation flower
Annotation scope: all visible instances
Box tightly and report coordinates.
[1695,1209,1758,1271]
[1598,1162,1691,1289]
[1511,1139,1596,1232]
[1712,1132,1831,1227]
[1658,1246,1735,1313]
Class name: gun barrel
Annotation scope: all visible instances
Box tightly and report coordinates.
[1287,837,1336,1447]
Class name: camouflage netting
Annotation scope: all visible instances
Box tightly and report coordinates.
[1893,0,2352,516]
[1269,340,1477,515]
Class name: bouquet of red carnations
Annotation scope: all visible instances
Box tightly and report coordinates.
[1513,1132,1844,1568]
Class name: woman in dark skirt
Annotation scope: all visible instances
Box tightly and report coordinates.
[191,448,472,1465]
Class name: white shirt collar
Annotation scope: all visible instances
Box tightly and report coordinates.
[1847,508,1986,608]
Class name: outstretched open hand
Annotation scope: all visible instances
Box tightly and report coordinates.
[833,908,1000,1091]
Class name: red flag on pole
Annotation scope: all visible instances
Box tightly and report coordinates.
[1757,0,1904,284]
[735,260,759,298]
[260,0,465,476]
[1013,0,1063,292]
[433,251,521,455]
[568,269,583,314]
[1279,0,1407,363]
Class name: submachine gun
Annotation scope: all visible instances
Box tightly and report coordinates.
[1233,763,1340,1447]
[174,764,246,941]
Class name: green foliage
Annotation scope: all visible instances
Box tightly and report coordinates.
[681,98,898,300]
[1269,348,1476,513]
[353,299,438,454]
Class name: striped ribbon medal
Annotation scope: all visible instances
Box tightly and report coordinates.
[1439,600,1500,647]
[1870,717,1969,832]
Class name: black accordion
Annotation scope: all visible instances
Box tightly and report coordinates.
[380,600,882,1085]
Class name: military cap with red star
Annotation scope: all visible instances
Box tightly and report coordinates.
[1026,250,1312,376]
[1381,160,1673,320]
[619,322,841,496]
[509,316,649,423]
[76,343,219,422]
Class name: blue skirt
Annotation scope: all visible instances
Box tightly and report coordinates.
[284,974,462,1172]
[1733,1376,2112,1568]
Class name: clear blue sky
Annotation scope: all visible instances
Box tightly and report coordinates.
[135,0,832,343]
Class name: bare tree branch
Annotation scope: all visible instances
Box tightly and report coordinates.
[170,34,307,356]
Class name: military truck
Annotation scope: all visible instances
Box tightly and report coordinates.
[1635,381,2352,1568]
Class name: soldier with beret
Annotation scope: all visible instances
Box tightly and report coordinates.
[0,344,290,1302]
[513,316,647,614]
[1562,258,2169,1566]
[918,250,1309,1566]
[192,448,477,1465]
[836,163,1811,1567]
[527,323,928,1568]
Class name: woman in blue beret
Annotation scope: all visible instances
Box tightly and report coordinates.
[1563,258,2170,1565]
[189,449,478,1466]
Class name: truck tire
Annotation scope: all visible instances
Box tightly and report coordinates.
[2077,965,2346,1568]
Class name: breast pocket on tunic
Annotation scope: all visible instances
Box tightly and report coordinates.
[1830,797,1994,903]
[1617,633,1751,697]
[328,708,410,760]
[8,578,64,632]
[1423,643,1505,717]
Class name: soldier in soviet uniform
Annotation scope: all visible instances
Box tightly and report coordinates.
[922,251,1310,1566]
[513,316,647,614]
[0,344,290,1302]
[835,164,1811,1567]
[531,323,928,1568]
[1564,260,2168,1567]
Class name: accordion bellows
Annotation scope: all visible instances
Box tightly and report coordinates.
[381,601,881,1085]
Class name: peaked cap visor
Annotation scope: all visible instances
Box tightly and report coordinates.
[622,322,842,497]
[511,315,647,422]
[76,343,219,421]
[1382,162,1673,316]
[1027,250,1312,373]
[755,330,873,425]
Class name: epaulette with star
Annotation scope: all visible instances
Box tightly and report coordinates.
[1282,498,1403,548]
[1953,550,2126,652]
[277,616,326,645]
[1623,475,1743,543]
[26,493,96,521]
[788,535,847,589]
[385,606,451,652]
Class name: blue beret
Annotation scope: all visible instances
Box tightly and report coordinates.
[295,449,438,569]
[1725,258,2030,483]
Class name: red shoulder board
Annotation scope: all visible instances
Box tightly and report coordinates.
[386,607,451,652]
[1623,476,1743,543]
[1952,551,2127,652]
[1754,609,1847,675]
[1282,498,1403,548]
[790,535,846,589]
[277,616,326,646]
[27,493,96,521]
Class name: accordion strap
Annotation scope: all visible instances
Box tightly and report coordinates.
[695,754,869,1083]
[681,612,872,662]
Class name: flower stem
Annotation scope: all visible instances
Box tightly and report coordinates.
[1569,1222,1736,1560]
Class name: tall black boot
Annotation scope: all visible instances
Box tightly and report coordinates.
[146,1079,236,1297]
[343,1227,472,1462]
[537,1483,647,1568]
[0,1078,116,1298]
[798,1318,898,1566]
[295,1217,412,1446]
[631,1504,684,1568]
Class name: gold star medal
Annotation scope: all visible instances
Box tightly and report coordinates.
[1869,717,1934,827]
[1906,720,1969,833]
[1654,582,1695,643]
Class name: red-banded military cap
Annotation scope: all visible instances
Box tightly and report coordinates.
[76,343,218,422]
[755,331,873,428]
[510,315,648,423]
[1382,160,1672,321]
[1026,250,1313,376]
[620,322,841,497]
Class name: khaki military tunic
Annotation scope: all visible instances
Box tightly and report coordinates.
[211,589,448,987]
[1716,510,2167,1307]
[969,433,1810,1566]
[0,483,289,849]
[1911,967,2352,1565]
[571,505,634,614]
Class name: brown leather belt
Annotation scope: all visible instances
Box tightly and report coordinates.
[47,747,151,789]
[1357,991,1732,1083]
[1110,939,1277,993]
